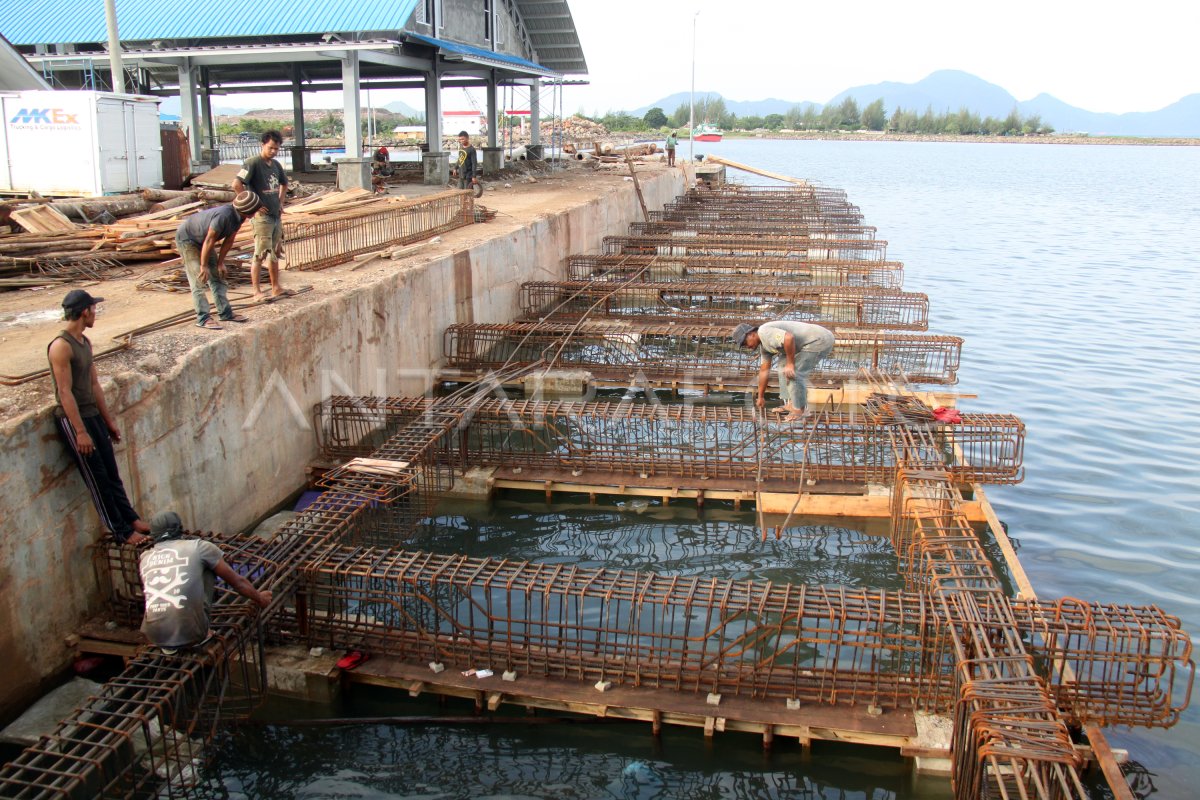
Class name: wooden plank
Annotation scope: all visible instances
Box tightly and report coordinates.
[1084,723,1136,800]
[10,204,76,233]
[345,657,917,750]
[974,484,1036,600]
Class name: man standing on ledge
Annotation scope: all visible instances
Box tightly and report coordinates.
[175,191,261,330]
[450,130,478,191]
[140,511,272,654]
[232,130,289,299]
[48,290,150,545]
[732,321,835,421]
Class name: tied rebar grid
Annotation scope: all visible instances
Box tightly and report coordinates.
[567,254,905,289]
[443,322,962,385]
[312,396,1024,487]
[0,497,371,800]
[628,220,879,240]
[603,235,889,262]
[652,203,865,224]
[284,190,474,272]
[0,588,269,800]
[521,281,928,329]
[866,385,1088,798]
[520,280,921,331]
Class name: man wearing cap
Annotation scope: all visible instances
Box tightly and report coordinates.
[48,290,150,545]
[139,511,273,653]
[732,321,835,421]
[232,130,289,300]
[175,191,261,330]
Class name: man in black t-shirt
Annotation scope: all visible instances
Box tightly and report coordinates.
[233,130,289,299]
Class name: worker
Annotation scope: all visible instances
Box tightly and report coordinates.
[140,511,273,654]
[175,191,261,330]
[48,289,151,545]
[232,130,289,299]
[665,131,677,167]
[450,130,478,191]
[732,321,835,421]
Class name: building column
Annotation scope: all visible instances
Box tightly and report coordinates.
[340,51,362,158]
[198,69,214,150]
[424,64,442,151]
[529,81,540,146]
[485,69,498,148]
[177,59,201,163]
[291,64,307,171]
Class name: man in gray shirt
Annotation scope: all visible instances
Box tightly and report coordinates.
[140,511,272,653]
[175,191,261,329]
[732,321,835,421]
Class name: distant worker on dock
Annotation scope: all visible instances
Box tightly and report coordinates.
[48,290,151,545]
[451,130,479,191]
[733,321,835,421]
[232,130,289,300]
[140,511,272,654]
[665,131,677,167]
[175,191,261,330]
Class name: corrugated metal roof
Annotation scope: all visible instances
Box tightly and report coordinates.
[0,33,49,89]
[0,0,420,45]
[515,0,586,74]
[404,32,555,76]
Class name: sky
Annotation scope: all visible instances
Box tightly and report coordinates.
[217,0,1197,116]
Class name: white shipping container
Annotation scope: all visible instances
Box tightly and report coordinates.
[0,90,162,196]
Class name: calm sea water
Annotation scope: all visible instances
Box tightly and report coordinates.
[199,140,1200,799]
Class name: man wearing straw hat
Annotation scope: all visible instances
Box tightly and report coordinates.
[174,191,261,330]
[732,321,835,421]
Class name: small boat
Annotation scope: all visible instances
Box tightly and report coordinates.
[694,122,722,142]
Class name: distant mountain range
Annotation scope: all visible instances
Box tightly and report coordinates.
[632,71,1200,137]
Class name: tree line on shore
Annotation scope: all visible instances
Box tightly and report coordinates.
[591,95,1056,136]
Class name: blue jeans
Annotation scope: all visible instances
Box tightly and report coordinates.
[177,237,234,323]
[777,343,833,410]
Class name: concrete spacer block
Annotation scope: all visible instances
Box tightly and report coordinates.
[429,662,445,674]
[594,680,612,692]
[502,670,517,682]
[707,692,722,706]
[786,698,801,710]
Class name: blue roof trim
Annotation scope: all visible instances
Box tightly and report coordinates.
[0,0,419,45]
[405,32,555,75]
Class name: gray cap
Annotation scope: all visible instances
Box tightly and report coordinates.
[731,323,757,346]
[150,511,184,542]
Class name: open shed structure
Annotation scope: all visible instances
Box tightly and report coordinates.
[0,0,586,178]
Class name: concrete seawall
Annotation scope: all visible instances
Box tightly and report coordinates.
[0,170,686,722]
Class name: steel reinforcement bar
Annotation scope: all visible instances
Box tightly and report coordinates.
[627,220,879,239]
[442,322,962,385]
[603,235,889,262]
[868,391,1087,798]
[520,281,929,329]
[284,190,474,272]
[311,396,1024,486]
[301,546,956,711]
[566,254,905,289]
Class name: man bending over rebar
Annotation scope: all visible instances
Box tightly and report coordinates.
[732,321,835,421]
[140,512,272,654]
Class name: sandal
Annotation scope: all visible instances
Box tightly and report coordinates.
[224,314,250,323]
[196,317,223,330]
[337,650,369,670]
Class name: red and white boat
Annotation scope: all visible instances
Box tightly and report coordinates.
[693,122,723,142]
